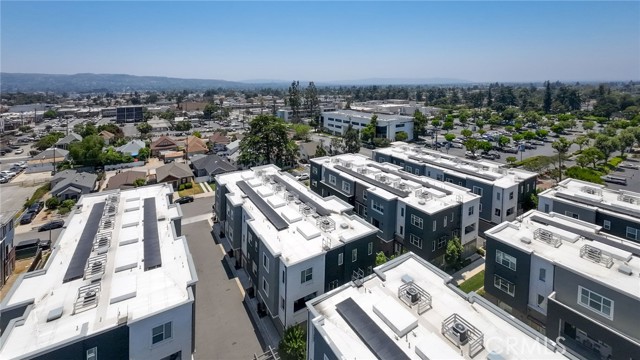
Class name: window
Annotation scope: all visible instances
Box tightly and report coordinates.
[520,185,524,194]
[263,253,269,273]
[414,168,420,175]
[468,206,474,216]
[248,233,253,245]
[86,347,97,360]
[352,249,357,262]
[526,184,530,192]
[432,220,437,232]
[496,250,517,271]
[432,241,436,251]
[368,242,373,255]
[282,271,285,283]
[603,220,611,230]
[473,186,483,196]
[479,203,483,212]
[152,322,173,344]
[565,211,579,219]
[399,225,404,235]
[497,192,501,201]
[312,167,318,175]
[509,192,514,200]
[312,180,317,187]
[281,297,285,310]
[494,275,515,297]
[427,171,431,177]
[301,268,313,283]
[578,286,614,319]
[338,253,343,265]
[539,268,546,282]
[252,261,257,276]
[506,207,514,216]
[371,200,384,214]
[406,166,412,173]
[464,223,476,234]
[443,216,447,227]
[363,190,367,201]
[436,174,443,181]
[626,226,639,240]
[342,181,351,192]
[329,174,336,185]
[400,208,404,217]
[409,234,422,249]
[537,295,545,306]
[293,292,317,312]
[494,208,501,217]
[438,237,447,248]
[262,277,269,296]
[544,204,549,213]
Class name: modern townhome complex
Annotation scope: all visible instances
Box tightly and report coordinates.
[538,178,640,243]
[373,142,538,234]
[1,211,17,289]
[321,110,414,141]
[0,184,198,360]
[306,252,570,360]
[213,165,379,332]
[309,154,481,260]
[484,210,640,359]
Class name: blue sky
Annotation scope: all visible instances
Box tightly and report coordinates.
[2,1,639,82]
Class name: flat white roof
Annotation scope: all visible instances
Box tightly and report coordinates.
[375,142,537,187]
[216,165,378,265]
[485,210,640,300]
[308,254,567,359]
[316,154,480,213]
[324,109,413,122]
[0,184,196,359]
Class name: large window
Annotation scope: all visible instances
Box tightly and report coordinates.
[539,268,546,282]
[363,190,367,201]
[578,286,614,319]
[468,206,474,216]
[293,292,317,312]
[437,236,446,249]
[300,267,313,283]
[86,348,97,360]
[342,181,351,193]
[409,234,422,249]
[432,220,437,232]
[371,200,384,214]
[494,275,515,297]
[626,226,639,241]
[312,167,318,175]
[496,250,517,271]
[329,174,336,185]
[411,214,423,229]
[152,322,173,344]
[473,186,483,196]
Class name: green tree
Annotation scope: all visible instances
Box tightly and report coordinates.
[343,125,361,154]
[582,120,596,132]
[97,123,125,139]
[461,129,473,139]
[314,144,327,157]
[137,147,150,161]
[292,124,311,141]
[512,133,524,142]
[45,197,60,210]
[395,131,409,142]
[137,122,153,138]
[550,123,565,135]
[43,109,58,119]
[464,138,479,155]
[552,137,572,181]
[594,134,620,162]
[535,129,549,138]
[19,125,32,133]
[478,140,493,153]
[498,135,510,148]
[133,178,146,187]
[69,135,105,167]
[573,135,590,151]
[304,81,320,123]
[193,131,202,138]
[522,131,537,141]
[412,109,427,139]
[278,325,306,360]
[361,114,378,144]
[175,121,192,132]
[288,80,302,123]
[617,131,636,157]
[203,103,220,120]
[34,132,65,151]
[239,115,297,168]
[506,156,518,165]
[444,133,456,143]
[577,147,604,169]
[375,251,388,266]
[445,236,463,270]
[330,137,343,155]
[543,81,552,114]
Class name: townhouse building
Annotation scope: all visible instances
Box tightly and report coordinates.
[309,154,481,260]
[484,210,640,359]
[373,142,538,235]
[213,165,379,332]
[321,110,414,141]
[538,178,640,243]
[1,211,16,289]
[306,252,570,360]
[0,184,198,360]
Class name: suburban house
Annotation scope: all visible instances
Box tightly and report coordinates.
[0,184,197,359]
[208,132,230,151]
[147,118,172,132]
[484,210,640,359]
[191,154,236,181]
[50,170,98,201]
[105,170,148,190]
[98,130,115,144]
[27,148,69,172]
[54,133,82,150]
[185,136,208,157]
[116,139,146,157]
[1,211,16,289]
[150,135,178,156]
[156,162,194,189]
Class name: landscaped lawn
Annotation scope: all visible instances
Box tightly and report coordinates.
[458,270,485,293]
[178,183,204,197]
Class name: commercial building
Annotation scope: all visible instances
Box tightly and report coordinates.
[0,211,17,289]
[213,165,379,332]
[306,252,570,360]
[484,210,640,359]
[309,154,481,259]
[0,184,198,360]
[538,178,640,243]
[321,110,414,141]
[276,104,337,122]
[373,142,537,234]
[116,106,144,123]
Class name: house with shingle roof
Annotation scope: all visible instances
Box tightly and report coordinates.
[191,154,236,181]
[55,133,82,150]
[185,136,208,157]
[50,170,97,201]
[98,130,115,144]
[150,135,178,156]
[155,162,193,189]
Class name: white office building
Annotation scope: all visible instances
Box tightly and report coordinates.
[321,110,414,141]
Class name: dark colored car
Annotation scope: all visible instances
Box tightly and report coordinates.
[20,212,36,225]
[28,201,44,214]
[175,196,194,204]
[38,220,65,232]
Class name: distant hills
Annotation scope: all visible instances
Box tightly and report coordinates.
[1,72,474,93]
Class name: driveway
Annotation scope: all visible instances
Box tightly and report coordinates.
[181,200,263,360]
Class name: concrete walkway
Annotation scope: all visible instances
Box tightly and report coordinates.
[451,254,486,286]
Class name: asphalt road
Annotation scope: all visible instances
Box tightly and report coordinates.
[179,199,263,360]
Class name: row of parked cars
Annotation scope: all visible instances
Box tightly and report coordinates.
[0,161,27,183]
[20,201,44,225]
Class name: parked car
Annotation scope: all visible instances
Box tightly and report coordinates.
[503,147,519,154]
[297,174,310,181]
[529,140,545,146]
[175,196,194,204]
[601,175,627,185]
[465,151,478,159]
[15,149,24,154]
[28,201,44,214]
[20,212,36,225]
[524,143,537,150]
[450,142,463,149]
[0,176,8,184]
[0,170,17,178]
[38,220,65,232]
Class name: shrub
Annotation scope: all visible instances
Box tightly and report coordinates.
[58,206,71,215]
[45,197,60,210]
[185,182,193,189]
[608,157,624,167]
[61,199,76,209]
[565,166,604,184]
[178,184,185,191]
[476,248,486,256]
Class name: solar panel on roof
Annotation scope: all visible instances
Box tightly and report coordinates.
[237,180,289,230]
[273,175,332,216]
[334,165,410,198]
[63,202,105,283]
[143,198,162,270]
[336,298,410,360]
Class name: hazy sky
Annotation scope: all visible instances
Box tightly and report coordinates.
[2,1,639,82]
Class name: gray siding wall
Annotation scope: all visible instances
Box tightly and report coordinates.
[310,322,340,360]
[551,201,596,223]
[595,211,640,242]
[309,161,323,195]
[484,238,532,313]
[258,243,280,317]
[519,176,538,212]
[214,181,228,222]
[324,233,377,290]
[443,172,466,188]
[553,266,639,339]
[230,204,243,250]
[466,179,493,222]
[246,227,260,288]
[403,205,461,261]
[366,192,396,242]
[32,325,129,360]
[372,151,391,164]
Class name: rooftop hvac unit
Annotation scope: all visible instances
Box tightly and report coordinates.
[452,322,469,345]
[407,286,420,304]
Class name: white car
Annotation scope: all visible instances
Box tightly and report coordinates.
[0,170,16,178]
[15,149,24,154]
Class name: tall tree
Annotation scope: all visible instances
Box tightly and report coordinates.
[304,81,320,124]
[616,131,635,157]
[69,135,105,167]
[543,81,553,114]
[594,134,620,162]
[361,114,378,144]
[239,114,297,168]
[551,137,572,181]
[342,124,361,154]
[288,81,302,123]
[412,109,427,140]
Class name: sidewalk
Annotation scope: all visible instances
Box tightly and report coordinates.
[451,254,485,286]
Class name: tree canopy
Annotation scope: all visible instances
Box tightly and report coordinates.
[239,114,297,168]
